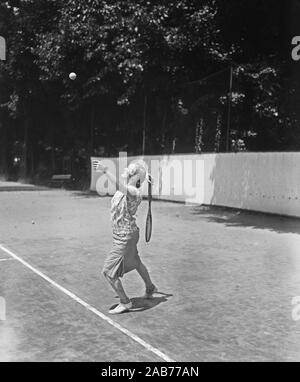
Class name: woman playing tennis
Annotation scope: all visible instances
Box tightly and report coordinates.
[96,161,157,314]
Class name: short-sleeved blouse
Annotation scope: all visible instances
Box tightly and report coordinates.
[110,190,142,235]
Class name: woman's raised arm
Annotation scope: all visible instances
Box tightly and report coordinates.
[96,163,138,196]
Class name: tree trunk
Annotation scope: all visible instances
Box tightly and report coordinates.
[161,105,167,154]
[21,118,29,179]
[0,120,8,177]
[90,103,95,156]
[142,95,147,155]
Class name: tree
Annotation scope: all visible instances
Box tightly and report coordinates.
[0,0,298,183]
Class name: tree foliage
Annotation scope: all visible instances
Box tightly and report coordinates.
[0,0,296,181]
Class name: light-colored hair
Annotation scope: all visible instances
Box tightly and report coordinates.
[122,161,148,184]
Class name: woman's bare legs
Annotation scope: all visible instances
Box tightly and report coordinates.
[104,274,131,304]
[136,262,155,292]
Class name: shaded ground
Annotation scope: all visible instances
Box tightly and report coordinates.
[0,180,47,192]
[1,188,300,361]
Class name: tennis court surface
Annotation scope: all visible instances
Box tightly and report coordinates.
[1,187,300,361]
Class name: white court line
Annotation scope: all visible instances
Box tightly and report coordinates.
[0,243,174,362]
[0,258,16,262]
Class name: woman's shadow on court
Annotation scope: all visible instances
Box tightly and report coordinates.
[111,292,173,313]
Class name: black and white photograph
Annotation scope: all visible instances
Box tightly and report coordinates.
[0,0,300,368]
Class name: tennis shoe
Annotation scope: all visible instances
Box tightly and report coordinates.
[143,285,158,299]
[109,301,132,314]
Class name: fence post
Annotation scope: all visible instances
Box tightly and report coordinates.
[226,65,233,152]
[0,36,6,61]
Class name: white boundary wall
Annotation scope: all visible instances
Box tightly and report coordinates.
[90,152,300,218]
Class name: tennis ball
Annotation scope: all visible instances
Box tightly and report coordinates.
[69,72,77,80]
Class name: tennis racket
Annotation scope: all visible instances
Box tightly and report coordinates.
[145,175,152,243]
